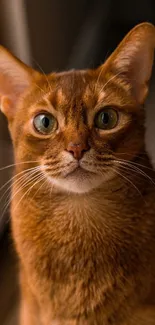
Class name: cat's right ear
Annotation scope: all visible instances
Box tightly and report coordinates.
[99,23,155,105]
[0,46,38,121]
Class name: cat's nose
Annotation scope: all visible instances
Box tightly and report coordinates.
[66,142,90,160]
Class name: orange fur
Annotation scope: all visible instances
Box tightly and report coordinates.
[1,23,155,325]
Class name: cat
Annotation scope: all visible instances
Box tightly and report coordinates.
[0,22,155,325]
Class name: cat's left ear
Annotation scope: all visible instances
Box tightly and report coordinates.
[0,46,39,120]
[102,23,155,104]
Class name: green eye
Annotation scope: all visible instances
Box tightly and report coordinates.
[33,113,57,134]
[94,107,118,130]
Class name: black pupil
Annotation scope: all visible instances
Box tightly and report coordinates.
[42,116,50,128]
[101,112,109,124]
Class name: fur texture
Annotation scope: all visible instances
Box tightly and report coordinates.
[0,23,155,325]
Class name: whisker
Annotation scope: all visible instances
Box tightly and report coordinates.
[114,157,155,172]
[0,169,41,212]
[116,163,149,180]
[98,72,123,95]
[116,161,155,185]
[117,151,148,156]
[31,177,48,201]
[114,161,155,188]
[109,167,143,198]
[12,174,46,213]
[115,153,148,161]
[0,167,41,211]
[33,83,47,95]
[1,169,43,219]
[1,175,37,217]
[0,160,39,172]
[33,59,52,93]
[94,64,105,93]
[0,165,41,194]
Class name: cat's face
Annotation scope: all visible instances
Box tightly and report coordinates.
[0,23,155,193]
[9,70,144,193]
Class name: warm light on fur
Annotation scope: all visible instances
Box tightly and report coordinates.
[0,23,155,325]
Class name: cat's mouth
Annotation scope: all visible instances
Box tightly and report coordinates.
[47,162,104,193]
[64,166,94,178]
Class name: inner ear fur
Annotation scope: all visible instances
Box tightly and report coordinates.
[0,46,39,120]
[100,23,155,104]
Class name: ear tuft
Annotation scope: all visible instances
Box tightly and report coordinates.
[0,46,36,120]
[103,23,155,104]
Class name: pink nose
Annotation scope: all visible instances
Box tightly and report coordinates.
[66,142,89,160]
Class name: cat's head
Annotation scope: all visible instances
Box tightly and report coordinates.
[0,23,155,193]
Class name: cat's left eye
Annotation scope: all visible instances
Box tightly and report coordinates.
[33,113,57,135]
[94,107,118,130]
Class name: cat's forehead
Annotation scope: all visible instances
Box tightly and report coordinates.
[25,70,100,118]
[48,70,97,109]
[25,69,134,116]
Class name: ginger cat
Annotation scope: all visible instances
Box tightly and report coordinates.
[0,23,155,325]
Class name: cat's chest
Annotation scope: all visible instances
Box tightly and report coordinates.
[12,193,122,276]
[12,191,143,286]
[11,190,143,260]
[11,190,155,321]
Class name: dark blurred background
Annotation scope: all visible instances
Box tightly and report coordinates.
[0,1,155,324]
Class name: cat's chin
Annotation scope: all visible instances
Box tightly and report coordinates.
[47,168,104,194]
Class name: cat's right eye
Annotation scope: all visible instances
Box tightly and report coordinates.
[94,107,118,130]
[33,113,57,135]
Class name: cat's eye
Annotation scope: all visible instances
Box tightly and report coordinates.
[33,113,57,135]
[94,107,118,130]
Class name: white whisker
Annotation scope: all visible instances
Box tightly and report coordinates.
[0,165,41,194]
[118,158,154,172]
[33,60,52,93]
[0,160,39,172]
[1,169,43,219]
[31,177,48,201]
[13,174,46,213]
[98,72,122,95]
[0,167,41,212]
[111,167,143,198]
[94,65,105,93]
[114,159,155,186]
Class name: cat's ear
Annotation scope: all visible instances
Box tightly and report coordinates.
[0,46,38,120]
[103,23,155,104]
